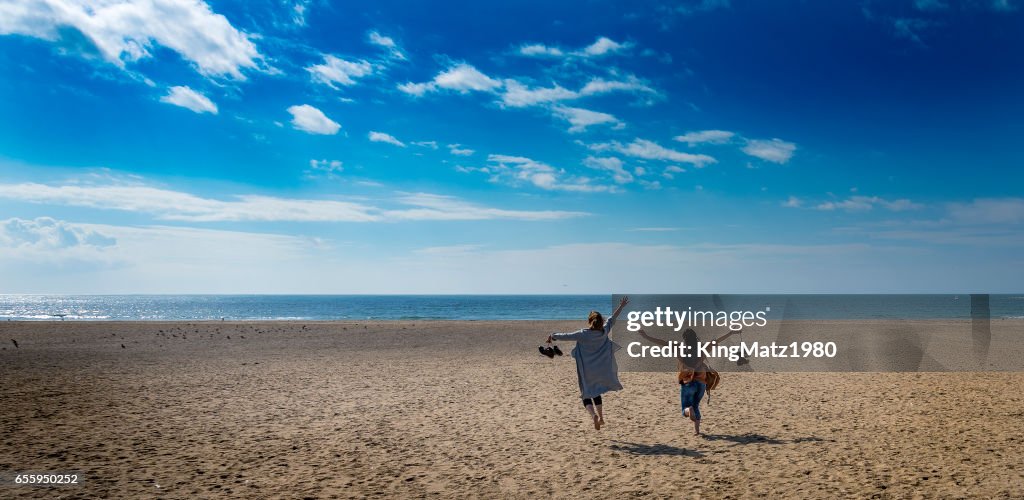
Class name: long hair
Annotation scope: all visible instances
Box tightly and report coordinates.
[588,310,604,331]
[681,328,701,368]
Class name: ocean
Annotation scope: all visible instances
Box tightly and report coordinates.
[0,294,1022,321]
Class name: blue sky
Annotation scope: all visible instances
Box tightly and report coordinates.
[0,0,1022,293]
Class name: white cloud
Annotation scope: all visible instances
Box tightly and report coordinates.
[578,76,656,97]
[306,159,343,179]
[673,129,735,146]
[515,37,631,59]
[385,193,586,221]
[0,0,263,79]
[605,139,717,167]
[497,75,658,109]
[399,63,501,96]
[434,63,501,92]
[484,154,614,192]
[368,131,405,147]
[367,30,405,60]
[448,144,475,156]
[159,85,217,114]
[583,156,633,184]
[552,106,621,133]
[500,80,578,108]
[813,196,921,212]
[662,165,686,179]
[412,140,438,149]
[578,37,631,57]
[0,217,116,249]
[742,138,797,164]
[518,43,563,57]
[0,181,584,222]
[287,104,340,135]
[307,55,373,88]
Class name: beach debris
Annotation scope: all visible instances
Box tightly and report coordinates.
[10,339,18,349]
[121,344,126,349]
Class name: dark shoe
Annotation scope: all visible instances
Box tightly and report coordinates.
[552,345,563,356]
[539,346,555,358]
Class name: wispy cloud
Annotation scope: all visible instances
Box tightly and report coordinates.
[742,138,797,164]
[518,43,564,57]
[583,156,633,184]
[578,36,632,57]
[307,55,374,88]
[552,106,622,133]
[593,139,717,167]
[673,129,734,146]
[0,217,116,250]
[160,86,218,114]
[0,181,584,222]
[481,154,615,192]
[498,75,658,108]
[368,131,406,147]
[386,193,587,221]
[305,159,343,179]
[367,30,406,60]
[499,80,578,108]
[812,196,922,212]
[516,36,633,59]
[448,144,475,156]
[0,0,264,79]
[398,63,501,96]
[287,104,341,135]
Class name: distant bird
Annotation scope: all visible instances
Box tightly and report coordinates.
[11,339,18,349]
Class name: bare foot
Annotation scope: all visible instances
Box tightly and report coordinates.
[593,415,601,430]
[598,418,605,429]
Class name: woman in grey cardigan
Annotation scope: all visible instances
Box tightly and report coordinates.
[547,296,629,430]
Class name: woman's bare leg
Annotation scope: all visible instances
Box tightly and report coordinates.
[584,403,600,429]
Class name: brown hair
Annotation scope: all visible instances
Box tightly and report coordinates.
[588,310,604,331]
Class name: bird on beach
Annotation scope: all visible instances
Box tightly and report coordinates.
[11,339,18,349]
[121,344,126,349]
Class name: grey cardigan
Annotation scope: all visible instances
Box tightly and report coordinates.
[551,315,623,399]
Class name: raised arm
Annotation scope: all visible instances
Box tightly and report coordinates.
[608,296,629,323]
[637,328,669,347]
[547,330,585,343]
[713,329,742,344]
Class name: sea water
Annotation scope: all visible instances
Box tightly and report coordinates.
[0,294,1022,321]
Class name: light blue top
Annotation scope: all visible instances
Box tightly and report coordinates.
[551,315,623,399]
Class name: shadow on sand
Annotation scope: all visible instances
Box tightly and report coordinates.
[609,441,704,457]
[701,433,825,446]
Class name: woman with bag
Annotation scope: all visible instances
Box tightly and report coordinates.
[638,327,739,436]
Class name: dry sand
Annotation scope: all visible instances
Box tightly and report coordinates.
[1,320,1023,499]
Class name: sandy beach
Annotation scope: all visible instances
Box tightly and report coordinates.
[2,320,1023,498]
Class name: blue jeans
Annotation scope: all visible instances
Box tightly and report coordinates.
[680,381,706,421]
